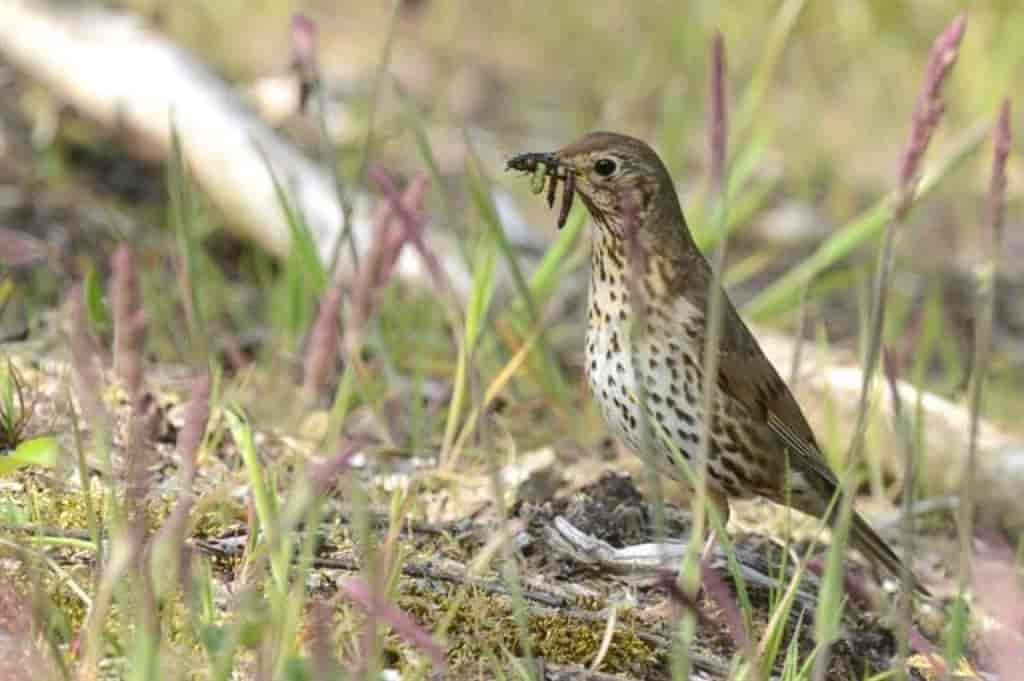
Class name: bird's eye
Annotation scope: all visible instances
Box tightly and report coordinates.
[594,158,617,177]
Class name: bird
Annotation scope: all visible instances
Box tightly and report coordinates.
[507,131,929,596]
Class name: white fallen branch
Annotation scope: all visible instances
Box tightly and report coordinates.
[0,0,474,292]
[546,516,818,604]
[756,329,1024,530]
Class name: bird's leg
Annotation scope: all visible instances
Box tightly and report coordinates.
[700,532,719,563]
[699,489,731,564]
[638,491,732,623]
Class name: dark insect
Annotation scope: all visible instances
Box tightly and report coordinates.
[507,152,576,229]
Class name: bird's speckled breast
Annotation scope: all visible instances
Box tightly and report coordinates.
[583,231,764,499]
[584,235,704,459]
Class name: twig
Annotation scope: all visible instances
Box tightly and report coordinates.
[822,22,966,681]
[302,283,345,398]
[312,555,568,608]
[847,13,966,466]
[882,349,924,676]
[695,30,731,562]
[110,245,145,400]
[960,98,1011,590]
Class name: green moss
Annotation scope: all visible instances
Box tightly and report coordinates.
[390,584,661,677]
[530,614,658,674]
[23,475,95,530]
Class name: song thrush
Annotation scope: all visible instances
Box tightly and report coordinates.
[508,131,928,595]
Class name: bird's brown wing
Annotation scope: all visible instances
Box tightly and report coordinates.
[679,270,826,461]
[715,298,821,450]
[713,297,857,500]
[714,297,927,593]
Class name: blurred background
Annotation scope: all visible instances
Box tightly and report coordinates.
[0,2,1022,676]
[1,0,1021,421]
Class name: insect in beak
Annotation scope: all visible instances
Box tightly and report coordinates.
[506,152,576,229]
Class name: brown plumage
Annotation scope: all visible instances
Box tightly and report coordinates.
[509,131,929,596]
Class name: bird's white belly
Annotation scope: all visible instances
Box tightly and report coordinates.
[584,294,709,469]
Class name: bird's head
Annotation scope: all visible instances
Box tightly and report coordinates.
[509,131,693,253]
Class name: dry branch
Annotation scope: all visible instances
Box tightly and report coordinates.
[757,328,1024,532]
[0,0,471,292]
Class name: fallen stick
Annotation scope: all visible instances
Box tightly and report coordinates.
[0,0,470,292]
[756,328,1024,532]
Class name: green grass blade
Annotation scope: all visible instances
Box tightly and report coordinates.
[732,0,809,146]
[255,141,329,343]
[225,405,288,593]
[0,436,58,475]
[168,125,209,360]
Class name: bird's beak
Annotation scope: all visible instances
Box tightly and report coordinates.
[506,151,577,230]
[506,151,560,173]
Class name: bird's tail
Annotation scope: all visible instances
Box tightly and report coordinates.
[849,510,931,597]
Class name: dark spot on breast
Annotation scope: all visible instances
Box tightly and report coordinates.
[673,407,694,426]
[724,423,741,444]
[607,247,623,269]
[720,479,741,497]
[720,455,749,486]
[674,429,695,452]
